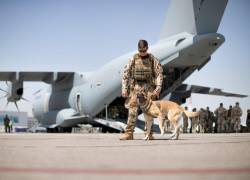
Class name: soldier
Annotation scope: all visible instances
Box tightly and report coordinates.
[190,108,199,133]
[182,106,189,133]
[246,109,250,131]
[199,108,206,133]
[226,105,233,133]
[232,102,242,133]
[214,103,227,133]
[120,39,163,140]
[3,114,10,133]
[205,107,213,133]
[222,105,231,133]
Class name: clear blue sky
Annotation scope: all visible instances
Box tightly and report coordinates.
[0,0,249,124]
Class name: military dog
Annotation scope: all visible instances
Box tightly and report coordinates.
[137,93,199,140]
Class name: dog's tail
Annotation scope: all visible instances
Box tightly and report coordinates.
[180,106,199,118]
[181,108,200,118]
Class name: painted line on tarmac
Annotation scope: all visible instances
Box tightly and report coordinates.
[0,167,250,175]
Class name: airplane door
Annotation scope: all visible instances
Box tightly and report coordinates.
[76,93,83,115]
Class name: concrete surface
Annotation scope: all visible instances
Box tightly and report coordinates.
[0,133,250,180]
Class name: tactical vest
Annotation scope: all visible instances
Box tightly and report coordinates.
[233,107,242,116]
[217,107,226,116]
[132,53,154,81]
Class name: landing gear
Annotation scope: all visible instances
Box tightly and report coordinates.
[47,127,72,133]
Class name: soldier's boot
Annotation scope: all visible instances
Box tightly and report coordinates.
[119,125,134,140]
[119,132,133,140]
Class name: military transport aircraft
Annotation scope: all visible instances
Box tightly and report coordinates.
[0,0,247,132]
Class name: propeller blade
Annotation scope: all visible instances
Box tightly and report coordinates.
[21,97,30,102]
[0,94,8,99]
[0,88,8,93]
[14,101,20,112]
[4,101,9,110]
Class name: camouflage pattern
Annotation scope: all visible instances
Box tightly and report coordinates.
[133,54,154,81]
[214,106,227,133]
[222,108,230,133]
[246,110,250,130]
[205,109,214,133]
[226,107,233,132]
[122,53,163,95]
[182,113,188,133]
[190,108,199,133]
[122,53,163,134]
[191,116,199,133]
[199,108,206,133]
[232,105,242,132]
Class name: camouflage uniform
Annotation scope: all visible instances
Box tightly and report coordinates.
[182,108,188,133]
[121,53,163,138]
[232,104,242,133]
[199,109,206,133]
[214,106,227,133]
[190,108,199,133]
[226,106,233,133]
[205,108,213,133]
[246,110,250,131]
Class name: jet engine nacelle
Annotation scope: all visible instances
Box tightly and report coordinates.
[6,81,24,102]
[34,108,77,128]
[32,89,52,121]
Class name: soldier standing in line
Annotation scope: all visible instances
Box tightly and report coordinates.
[205,107,213,133]
[246,109,250,131]
[199,108,206,133]
[226,105,233,133]
[120,39,163,140]
[214,103,227,133]
[183,106,189,133]
[222,105,231,133]
[190,108,199,133]
[232,102,242,133]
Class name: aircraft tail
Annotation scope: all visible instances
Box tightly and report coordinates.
[159,0,228,40]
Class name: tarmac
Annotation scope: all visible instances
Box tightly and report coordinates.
[0,133,250,180]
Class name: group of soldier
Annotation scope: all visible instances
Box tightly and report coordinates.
[181,102,243,134]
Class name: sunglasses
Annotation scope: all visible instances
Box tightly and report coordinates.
[139,49,147,53]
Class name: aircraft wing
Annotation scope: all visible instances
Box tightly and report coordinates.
[0,71,74,84]
[175,84,248,98]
